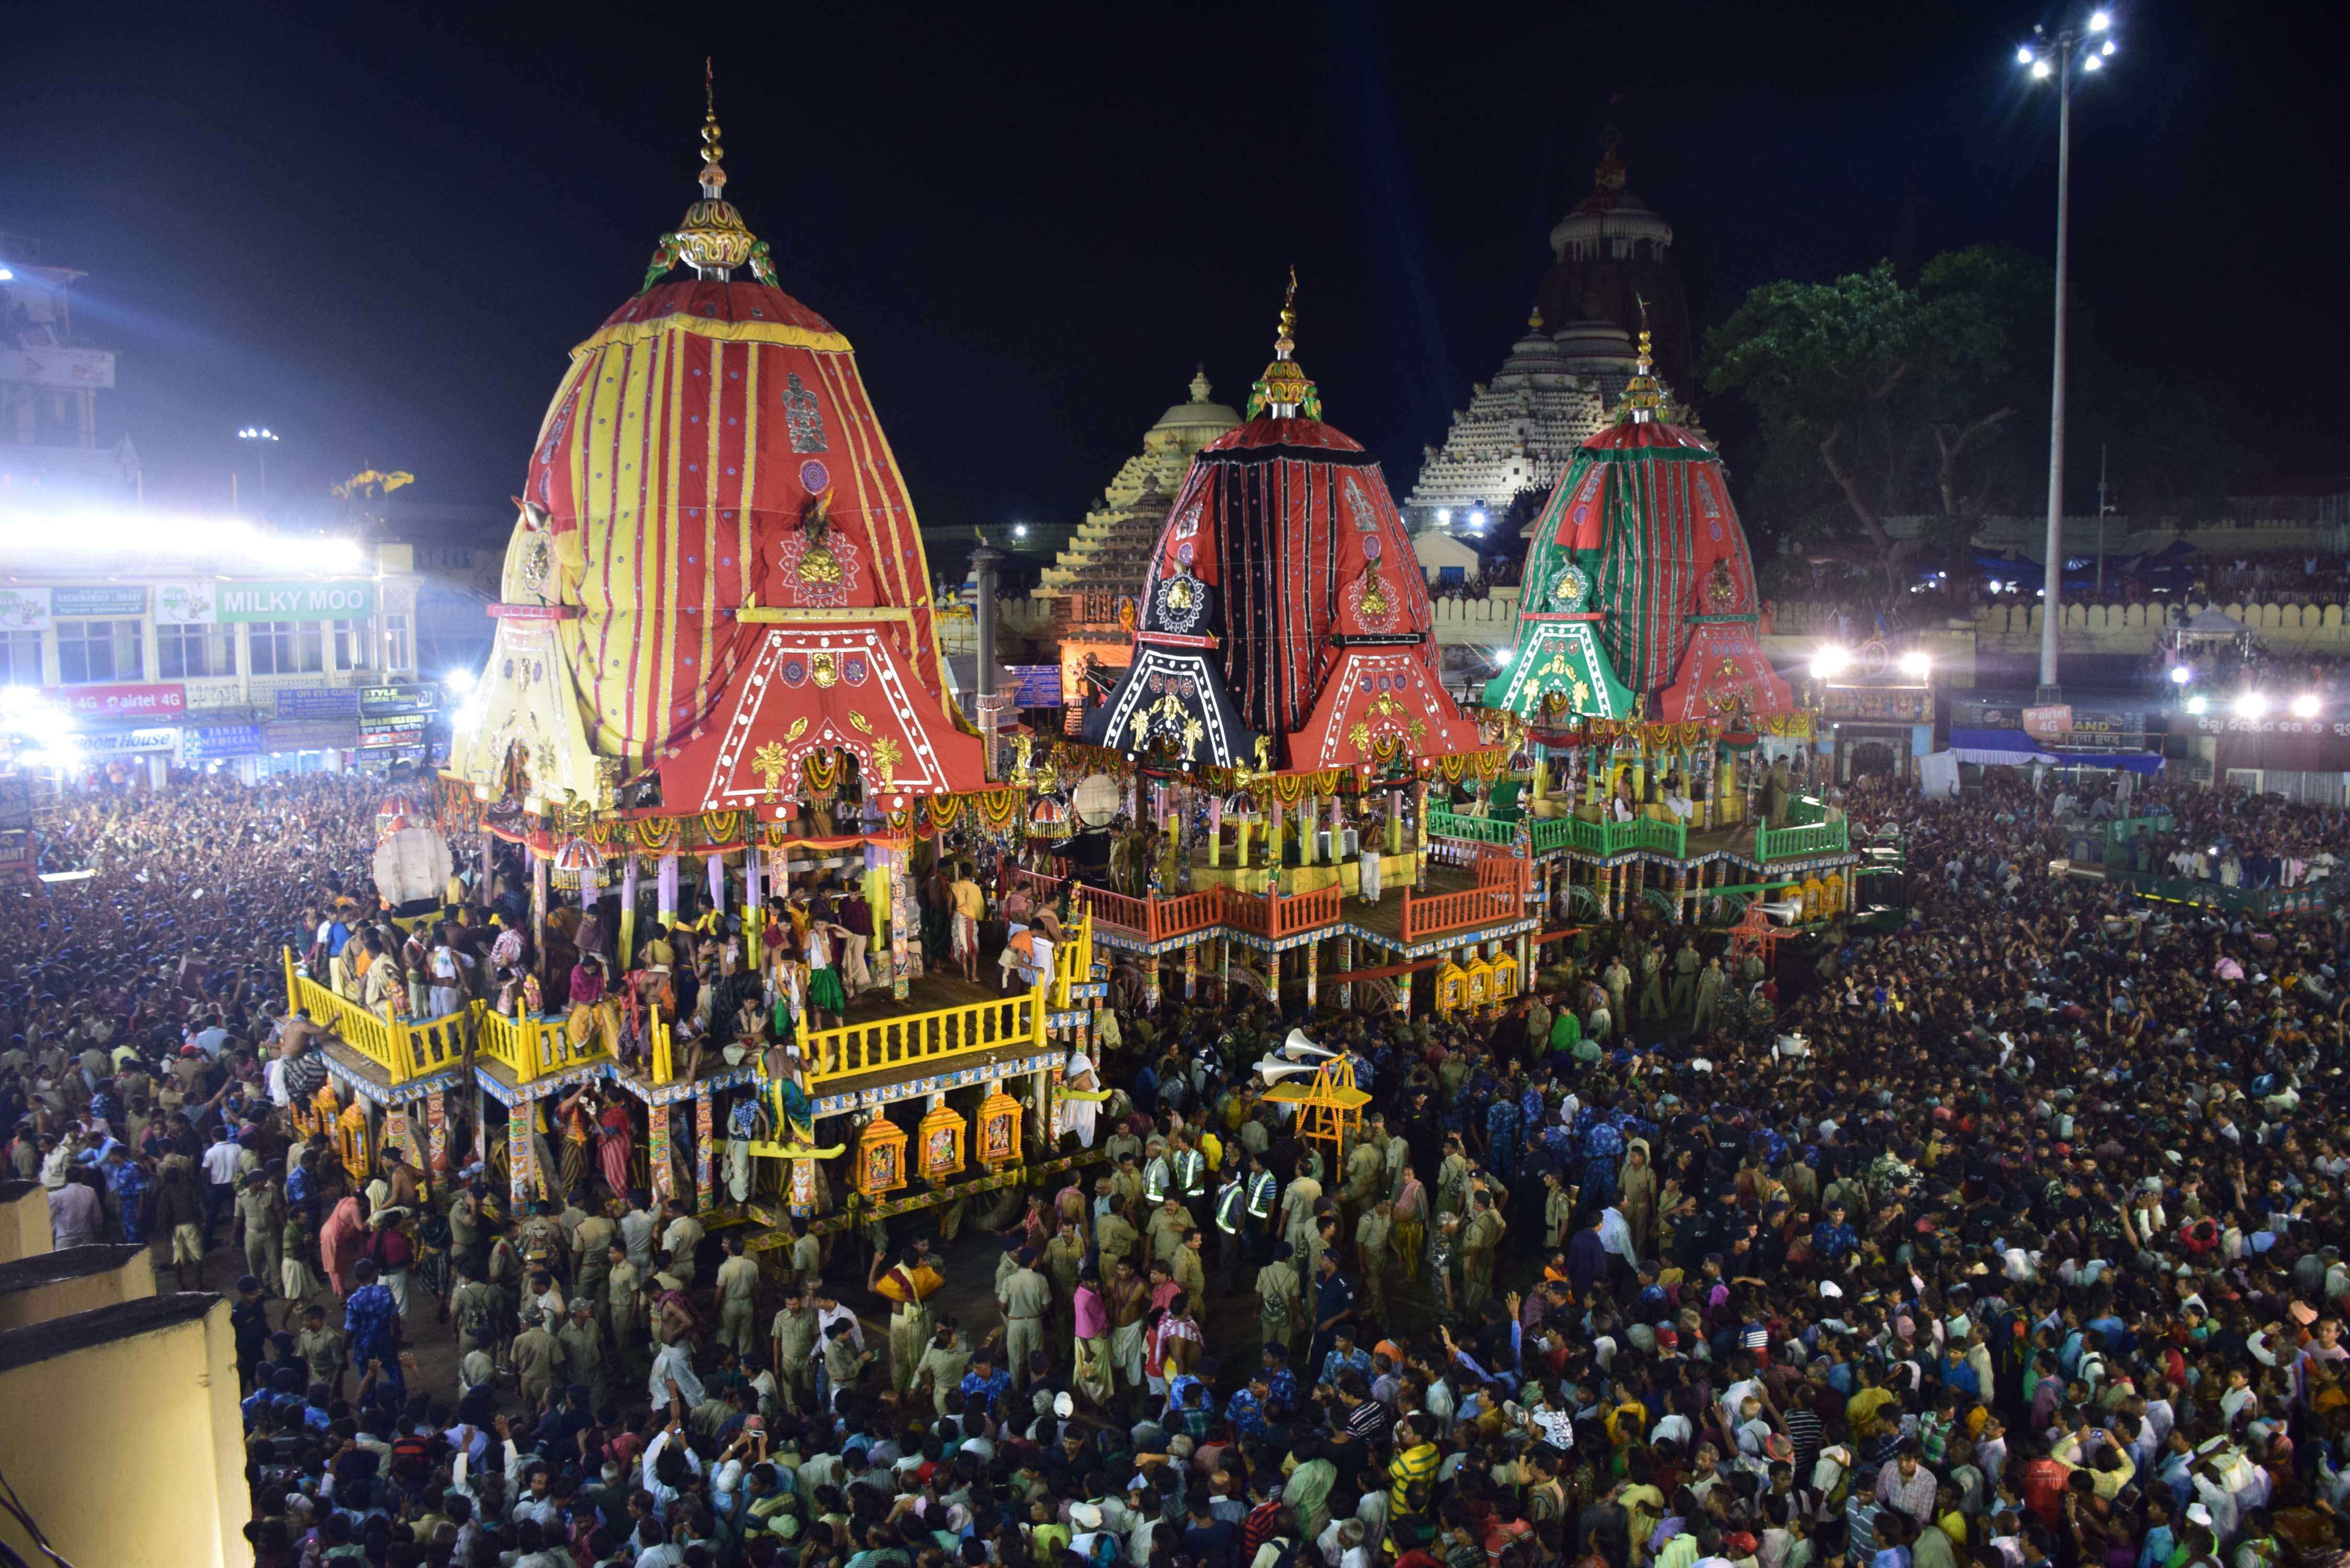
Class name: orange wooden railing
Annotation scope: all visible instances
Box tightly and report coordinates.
[1400,850,1531,942]
[1042,878,1349,943]
[1220,888,1271,937]
[1273,884,1342,935]
[1073,884,1151,935]
[1152,890,1224,940]
[1010,867,1067,902]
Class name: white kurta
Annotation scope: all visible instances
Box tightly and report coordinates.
[1063,1048,1100,1147]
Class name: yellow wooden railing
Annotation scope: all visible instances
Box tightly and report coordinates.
[650,1011,675,1085]
[471,1008,547,1080]
[282,950,636,1090]
[802,988,1044,1088]
[1052,912,1095,1010]
[474,1001,620,1081]
[283,949,469,1088]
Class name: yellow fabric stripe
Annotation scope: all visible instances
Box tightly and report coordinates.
[816,355,903,613]
[837,353,959,710]
[576,344,630,754]
[704,340,723,723]
[739,344,760,625]
[543,355,597,754]
[662,327,686,752]
[644,326,676,763]
[621,332,662,759]
[573,315,852,358]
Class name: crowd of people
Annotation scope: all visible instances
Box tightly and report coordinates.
[6,762,2350,1568]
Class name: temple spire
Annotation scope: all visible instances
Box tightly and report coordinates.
[1617,293,1665,423]
[641,59,777,291]
[1247,267,1322,420]
[699,56,727,198]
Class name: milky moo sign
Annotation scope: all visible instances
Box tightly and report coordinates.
[213,581,376,623]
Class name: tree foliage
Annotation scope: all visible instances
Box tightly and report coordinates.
[1700,247,2051,584]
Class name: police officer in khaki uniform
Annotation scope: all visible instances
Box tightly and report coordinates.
[1355,1196,1394,1317]
[1460,1189,1505,1313]
[559,1299,607,1411]
[997,1247,1052,1390]
[769,1286,819,1413]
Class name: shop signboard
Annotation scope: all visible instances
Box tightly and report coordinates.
[78,727,179,756]
[186,724,266,760]
[360,682,441,716]
[358,714,429,750]
[215,581,376,622]
[1003,665,1063,707]
[261,719,360,752]
[49,585,149,618]
[273,687,361,720]
[42,683,186,720]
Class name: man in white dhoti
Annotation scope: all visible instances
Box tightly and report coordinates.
[1358,841,1383,906]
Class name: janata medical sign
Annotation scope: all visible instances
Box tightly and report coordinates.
[214,581,376,622]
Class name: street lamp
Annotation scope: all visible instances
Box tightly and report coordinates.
[2016,10,2118,699]
[238,425,280,507]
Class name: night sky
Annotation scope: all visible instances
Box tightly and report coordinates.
[6,2,2344,547]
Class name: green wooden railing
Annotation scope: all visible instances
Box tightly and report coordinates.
[2122,875,2333,917]
[1783,795,1830,827]
[1530,815,1687,858]
[1427,809,1519,847]
[1756,818,1850,861]
[1532,817,1604,856]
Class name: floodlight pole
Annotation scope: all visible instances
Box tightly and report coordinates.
[2036,31,2076,699]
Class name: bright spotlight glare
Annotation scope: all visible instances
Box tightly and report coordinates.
[1897,651,1933,679]
[2168,665,2193,685]
[2102,39,2116,54]
[1495,649,1515,666]
[0,508,363,573]
[2186,696,2209,716]
[0,267,14,282]
[2083,54,2103,71]
[2237,693,2269,719]
[1808,645,1852,681]
[2031,58,2053,78]
[443,668,478,696]
[2089,9,2110,30]
[2293,694,2321,719]
[1435,509,1452,525]
[2017,45,2036,63]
